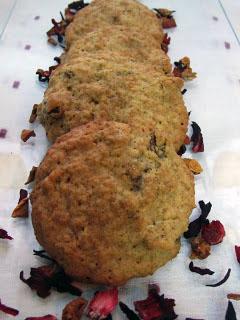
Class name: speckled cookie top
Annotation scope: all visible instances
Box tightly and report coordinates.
[31,121,195,285]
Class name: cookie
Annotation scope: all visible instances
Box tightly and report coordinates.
[37,56,188,150]
[31,121,195,285]
[62,26,171,74]
[65,0,163,47]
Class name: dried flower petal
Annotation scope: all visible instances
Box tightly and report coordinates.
[36,65,58,82]
[184,201,212,239]
[12,188,29,218]
[191,122,204,153]
[173,57,197,81]
[0,128,7,138]
[190,237,211,260]
[153,8,175,18]
[134,284,177,320]
[206,268,231,287]
[161,33,171,53]
[235,246,240,264]
[225,301,237,320]
[183,159,203,175]
[177,144,186,156]
[25,315,57,320]
[181,89,187,95]
[20,264,82,298]
[29,104,38,123]
[227,293,240,301]
[161,17,177,28]
[0,228,13,240]
[119,302,140,320]
[201,220,225,245]
[33,250,55,262]
[25,166,38,185]
[184,135,190,145]
[189,261,214,275]
[48,37,58,46]
[0,299,19,316]
[62,297,87,320]
[87,288,118,319]
[185,318,205,320]
[21,129,36,142]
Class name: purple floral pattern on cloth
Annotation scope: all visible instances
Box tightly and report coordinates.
[12,81,20,89]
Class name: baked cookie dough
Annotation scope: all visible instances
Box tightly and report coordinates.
[65,0,164,47]
[37,56,188,150]
[31,121,195,285]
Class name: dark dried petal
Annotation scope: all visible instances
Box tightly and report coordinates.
[21,129,36,142]
[189,261,214,275]
[184,201,212,239]
[0,229,13,240]
[25,315,57,320]
[181,89,187,95]
[134,284,177,320]
[36,65,58,82]
[0,128,7,138]
[33,250,55,262]
[185,318,205,320]
[153,8,175,18]
[0,299,19,316]
[235,245,240,264]
[62,297,87,320]
[12,188,29,218]
[206,268,231,287]
[161,33,171,53]
[119,302,140,320]
[191,122,204,152]
[201,220,225,245]
[190,237,211,260]
[184,136,190,145]
[225,301,237,320]
[161,17,177,28]
[68,0,88,11]
[87,288,118,319]
[48,37,58,46]
[177,144,186,156]
[227,293,240,301]
[25,166,38,185]
[29,104,38,123]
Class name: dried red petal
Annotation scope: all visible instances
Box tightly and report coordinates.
[189,261,214,275]
[201,220,225,245]
[134,284,177,320]
[227,293,240,301]
[25,315,57,320]
[184,201,212,239]
[184,135,190,145]
[87,288,118,319]
[20,264,82,298]
[21,129,36,142]
[12,188,29,218]
[191,122,204,153]
[161,33,171,53]
[25,166,37,185]
[225,301,237,320]
[161,17,177,28]
[235,245,240,264]
[0,299,19,316]
[206,268,231,287]
[119,302,140,320]
[29,104,38,123]
[0,228,13,240]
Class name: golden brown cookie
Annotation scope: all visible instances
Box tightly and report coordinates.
[65,0,163,47]
[31,121,195,286]
[62,26,171,74]
[37,56,188,150]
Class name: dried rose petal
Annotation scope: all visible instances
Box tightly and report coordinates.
[190,237,211,260]
[119,302,140,320]
[20,264,82,298]
[87,288,118,319]
[191,122,204,153]
[181,89,187,95]
[201,220,225,245]
[62,297,87,320]
[235,246,240,264]
[12,188,29,218]
[0,299,19,316]
[161,33,171,53]
[206,268,231,287]
[225,301,237,320]
[25,166,38,185]
[161,17,177,28]
[25,315,57,320]
[0,228,13,240]
[0,128,7,138]
[36,65,58,82]
[184,135,190,145]
[189,261,214,275]
[227,293,240,301]
[21,129,36,142]
[177,144,186,156]
[33,250,55,262]
[134,284,177,320]
[184,201,212,239]
[29,104,38,123]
